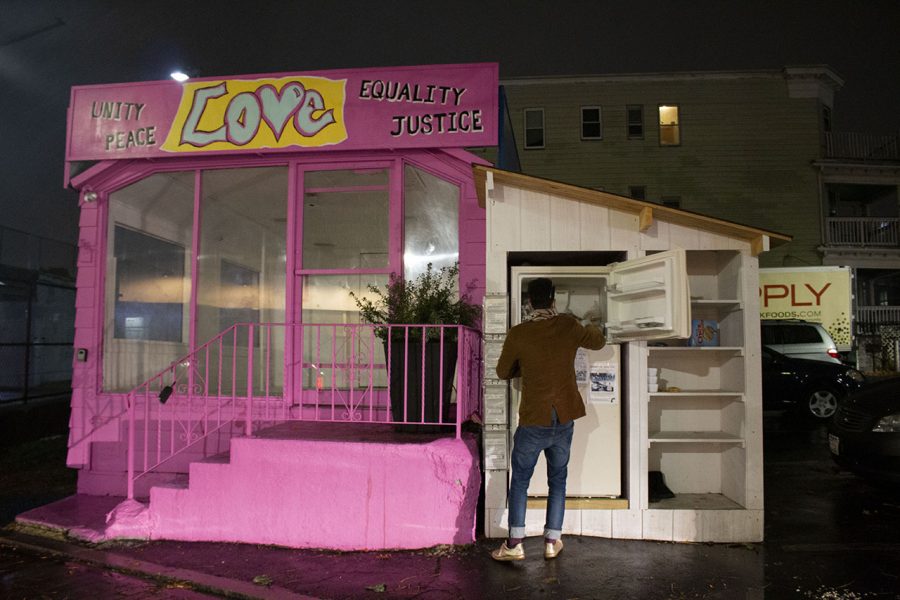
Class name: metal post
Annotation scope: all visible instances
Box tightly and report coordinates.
[246,325,254,437]
[126,393,135,500]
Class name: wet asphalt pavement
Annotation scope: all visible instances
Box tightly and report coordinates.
[2,412,900,599]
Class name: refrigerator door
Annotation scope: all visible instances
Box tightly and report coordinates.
[525,344,621,497]
[607,249,690,342]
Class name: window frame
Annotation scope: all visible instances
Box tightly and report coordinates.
[822,105,833,133]
[628,186,646,201]
[580,106,603,140]
[626,105,644,140]
[523,108,545,149]
[658,104,681,147]
[661,196,681,209]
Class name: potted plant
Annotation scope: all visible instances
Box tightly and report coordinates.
[351,262,480,431]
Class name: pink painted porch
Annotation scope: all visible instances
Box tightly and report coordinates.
[21,423,481,550]
[44,323,484,550]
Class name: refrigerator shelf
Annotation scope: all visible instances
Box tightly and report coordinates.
[608,280,665,299]
[649,391,743,398]
[649,431,744,444]
[689,299,742,309]
[648,346,744,354]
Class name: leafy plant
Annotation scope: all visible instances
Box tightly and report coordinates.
[350,262,480,341]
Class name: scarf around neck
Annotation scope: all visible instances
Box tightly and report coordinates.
[525,308,558,322]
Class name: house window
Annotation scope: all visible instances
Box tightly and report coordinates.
[627,105,643,139]
[658,104,681,146]
[661,196,681,208]
[629,186,646,200]
[524,108,545,149]
[581,106,602,140]
[823,105,833,133]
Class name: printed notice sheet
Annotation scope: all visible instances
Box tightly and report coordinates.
[574,349,589,386]
[589,362,617,403]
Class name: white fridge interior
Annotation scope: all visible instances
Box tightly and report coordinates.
[507,250,690,498]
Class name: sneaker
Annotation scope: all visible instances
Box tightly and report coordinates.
[491,541,525,561]
[544,538,563,559]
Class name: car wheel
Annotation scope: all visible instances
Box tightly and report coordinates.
[805,388,840,420]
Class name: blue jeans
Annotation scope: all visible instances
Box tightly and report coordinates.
[508,410,574,541]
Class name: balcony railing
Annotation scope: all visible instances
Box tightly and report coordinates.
[125,322,484,499]
[825,132,900,161]
[825,217,900,247]
[857,306,900,336]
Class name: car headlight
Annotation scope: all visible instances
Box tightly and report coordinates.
[873,413,900,433]
[846,369,865,384]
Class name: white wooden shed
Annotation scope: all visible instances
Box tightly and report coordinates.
[475,166,791,543]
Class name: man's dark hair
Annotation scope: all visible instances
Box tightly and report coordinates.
[527,278,555,309]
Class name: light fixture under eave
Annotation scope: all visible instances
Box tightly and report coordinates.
[170,71,190,82]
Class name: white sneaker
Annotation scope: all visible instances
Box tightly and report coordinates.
[544,538,563,559]
[491,541,525,561]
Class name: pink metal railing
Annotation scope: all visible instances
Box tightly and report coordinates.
[125,323,483,499]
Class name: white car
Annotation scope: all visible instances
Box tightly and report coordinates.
[761,319,842,364]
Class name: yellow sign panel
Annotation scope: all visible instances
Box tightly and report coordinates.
[759,267,852,349]
[162,76,347,152]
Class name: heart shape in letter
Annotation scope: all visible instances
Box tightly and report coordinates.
[258,82,306,139]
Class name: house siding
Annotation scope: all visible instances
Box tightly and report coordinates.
[499,73,826,268]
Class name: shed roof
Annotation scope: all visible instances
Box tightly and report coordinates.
[473,165,792,255]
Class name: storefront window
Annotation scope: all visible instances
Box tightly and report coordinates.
[197,167,287,396]
[104,172,194,392]
[403,165,459,282]
[302,168,389,270]
[301,274,389,389]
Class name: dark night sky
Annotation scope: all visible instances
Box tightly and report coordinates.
[2,0,898,249]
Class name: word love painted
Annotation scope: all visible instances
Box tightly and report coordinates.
[358,79,484,138]
[179,81,336,147]
[91,101,156,151]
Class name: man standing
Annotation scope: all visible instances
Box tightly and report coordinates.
[491,277,606,561]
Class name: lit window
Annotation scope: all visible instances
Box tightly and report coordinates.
[524,108,544,149]
[627,105,643,139]
[658,104,681,146]
[629,186,646,200]
[581,106,602,140]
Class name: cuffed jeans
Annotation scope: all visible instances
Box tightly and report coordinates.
[508,409,574,541]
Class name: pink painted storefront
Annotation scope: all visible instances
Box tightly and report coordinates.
[50,64,498,549]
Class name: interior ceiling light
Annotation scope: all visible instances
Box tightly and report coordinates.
[170,71,190,82]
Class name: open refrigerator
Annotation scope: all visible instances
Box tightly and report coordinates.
[509,249,691,497]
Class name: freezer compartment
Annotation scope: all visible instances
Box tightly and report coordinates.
[518,274,609,325]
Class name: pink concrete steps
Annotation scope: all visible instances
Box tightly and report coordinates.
[76,420,241,497]
[147,422,481,550]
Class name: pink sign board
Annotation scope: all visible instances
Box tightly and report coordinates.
[66,63,498,162]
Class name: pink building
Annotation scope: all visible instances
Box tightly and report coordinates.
[51,64,498,549]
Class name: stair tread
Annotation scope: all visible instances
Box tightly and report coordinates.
[196,452,231,464]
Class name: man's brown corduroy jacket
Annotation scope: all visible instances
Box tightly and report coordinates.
[495,313,606,426]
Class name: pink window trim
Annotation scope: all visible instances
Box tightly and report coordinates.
[80,149,477,396]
